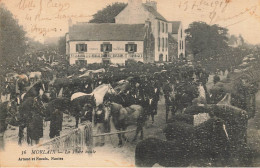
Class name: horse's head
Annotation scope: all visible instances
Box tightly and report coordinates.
[107,84,117,95]
[103,104,111,122]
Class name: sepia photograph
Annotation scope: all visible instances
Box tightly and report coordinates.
[0,0,260,167]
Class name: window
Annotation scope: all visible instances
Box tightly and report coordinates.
[182,41,184,50]
[76,44,87,52]
[181,29,182,38]
[166,38,168,51]
[125,44,137,52]
[101,44,112,52]
[162,38,164,51]
[158,37,160,51]
[179,40,181,50]
[166,23,168,33]
[158,21,160,34]
[162,23,164,33]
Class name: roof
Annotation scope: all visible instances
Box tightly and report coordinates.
[169,21,181,34]
[142,4,167,22]
[168,33,178,44]
[69,23,146,41]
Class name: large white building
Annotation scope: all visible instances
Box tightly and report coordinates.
[66,0,185,65]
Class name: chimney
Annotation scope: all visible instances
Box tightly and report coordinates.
[68,18,72,28]
[128,0,142,7]
[144,0,157,10]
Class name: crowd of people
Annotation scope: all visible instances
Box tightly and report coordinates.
[0,57,214,145]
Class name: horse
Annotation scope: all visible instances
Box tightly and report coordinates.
[70,84,116,128]
[106,102,146,147]
[28,71,42,84]
[136,118,231,167]
[0,101,18,150]
[16,74,30,93]
[18,97,45,145]
[22,80,49,102]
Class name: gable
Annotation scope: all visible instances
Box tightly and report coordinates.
[170,21,181,34]
[115,3,167,23]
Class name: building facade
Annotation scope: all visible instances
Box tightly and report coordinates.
[66,0,185,65]
[66,23,154,65]
[115,0,169,62]
[169,21,186,59]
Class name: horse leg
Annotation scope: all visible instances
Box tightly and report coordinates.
[27,127,31,145]
[166,104,169,122]
[0,132,5,151]
[75,116,79,128]
[140,130,144,141]
[122,133,129,142]
[133,126,141,142]
[35,139,39,145]
[18,126,25,145]
[118,132,123,147]
[151,111,155,124]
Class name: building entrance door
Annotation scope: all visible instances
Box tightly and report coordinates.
[102,58,110,66]
[159,54,163,62]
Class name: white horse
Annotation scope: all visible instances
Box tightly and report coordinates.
[71,84,116,128]
[71,84,116,106]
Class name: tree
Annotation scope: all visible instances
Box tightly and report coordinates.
[58,36,66,55]
[0,4,26,74]
[89,3,127,23]
[185,22,229,60]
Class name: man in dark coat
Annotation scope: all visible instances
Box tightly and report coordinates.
[162,80,172,121]
[213,73,221,85]
[49,108,63,138]
[25,97,44,145]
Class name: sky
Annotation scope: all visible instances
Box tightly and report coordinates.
[1,0,260,44]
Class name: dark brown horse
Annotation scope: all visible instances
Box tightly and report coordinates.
[18,97,45,145]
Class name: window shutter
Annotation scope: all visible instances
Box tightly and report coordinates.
[101,44,103,52]
[134,44,137,52]
[85,44,87,52]
[125,44,128,52]
[158,21,160,33]
[76,44,79,52]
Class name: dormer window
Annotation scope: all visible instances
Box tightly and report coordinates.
[125,44,137,53]
[76,44,87,52]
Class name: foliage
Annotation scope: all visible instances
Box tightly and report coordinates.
[89,3,127,23]
[0,4,26,74]
[58,36,66,55]
[185,22,256,73]
[185,22,229,60]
